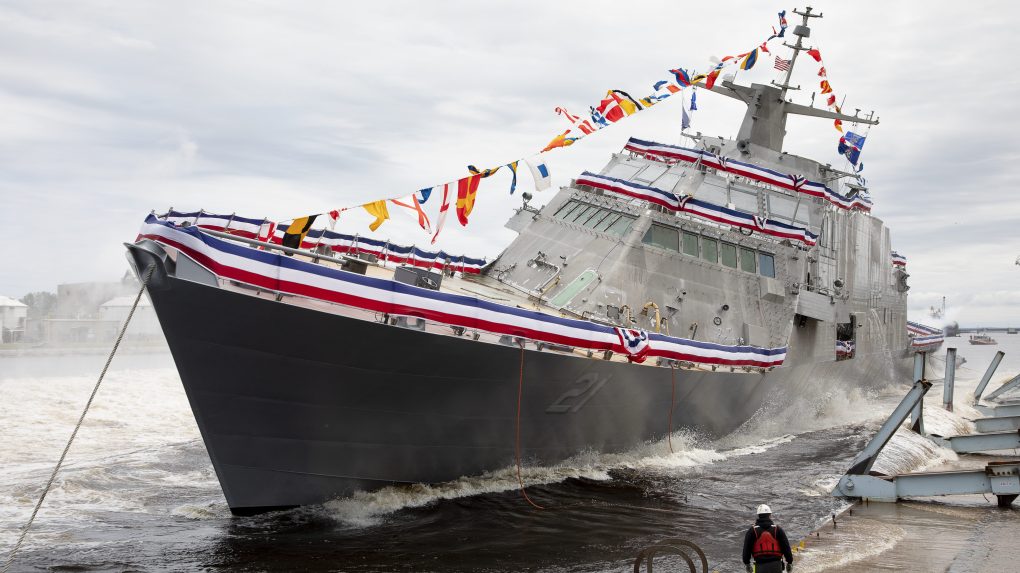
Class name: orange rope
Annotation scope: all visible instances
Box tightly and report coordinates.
[515,342,545,510]
[667,364,676,454]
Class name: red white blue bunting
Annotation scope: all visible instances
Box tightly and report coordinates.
[891,251,906,268]
[836,340,854,358]
[162,211,269,240]
[162,210,487,274]
[623,138,872,213]
[575,172,818,247]
[907,320,943,348]
[576,171,681,210]
[139,215,788,369]
[615,328,651,363]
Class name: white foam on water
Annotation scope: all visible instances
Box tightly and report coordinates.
[800,476,842,498]
[320,461,613,528]
[170,500,233,520]
[725,385,892,451]
[0,363,210,549]
[871,427,959,476]
[317,430,800,528]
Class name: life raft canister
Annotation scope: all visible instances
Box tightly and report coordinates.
[751,525,783,559]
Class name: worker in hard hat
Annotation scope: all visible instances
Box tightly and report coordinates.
[741,504,794,572]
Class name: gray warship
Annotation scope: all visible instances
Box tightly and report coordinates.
[126,10,927,515]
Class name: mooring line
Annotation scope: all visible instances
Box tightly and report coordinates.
[2,265,154,573]
[668,364,677,454]
[514,341,545,510]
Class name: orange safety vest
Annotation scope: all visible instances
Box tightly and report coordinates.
[751,525,783,559]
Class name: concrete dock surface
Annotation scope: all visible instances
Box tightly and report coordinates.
[794,498,1019,572]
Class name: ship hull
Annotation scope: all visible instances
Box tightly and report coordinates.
[130,245,909,515]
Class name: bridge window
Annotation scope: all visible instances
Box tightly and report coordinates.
[576,206,605,226]
[642,224,679,251]
[593,213,620,232]
[759,253,776,278]
[720,242,738,268]
[682,231,699,257]
[568,204,599,223]
[740,247,757,273]
[554,200,583,219]
[729,188,759,215]
[768,193,798,222]
[605,214,636,237]
[582,209,612,229]
[701,237,718,263]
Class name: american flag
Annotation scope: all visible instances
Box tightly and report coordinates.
[774,57,791,71]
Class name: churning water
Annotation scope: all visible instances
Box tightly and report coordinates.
[2,339,1019,572]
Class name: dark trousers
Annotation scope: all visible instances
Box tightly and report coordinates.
[754,561,784,573]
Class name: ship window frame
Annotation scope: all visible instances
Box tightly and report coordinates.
[701,237,718,263]
[575,205,602,226]
[642,223,680,252]
[605,214,636,237]
[593,212,621,232]
[682,231,699,257]
[758,252,776,278]
[729,187,759,215]
[554,200,583,220]
[582,208,612,229]
[739,246,757,273]
[567,204,599,223]
[767,192,799,223]
[720,242,738,268]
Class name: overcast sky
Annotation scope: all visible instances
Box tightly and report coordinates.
[1,1,1018,327]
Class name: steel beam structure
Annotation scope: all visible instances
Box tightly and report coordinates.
[985,373,1020,402]
[974,351,1005,400]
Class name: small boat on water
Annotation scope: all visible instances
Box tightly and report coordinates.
[969,333,998,345]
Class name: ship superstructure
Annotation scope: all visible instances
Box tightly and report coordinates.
[485,9,904,369]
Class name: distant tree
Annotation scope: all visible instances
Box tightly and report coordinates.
[20,291,57,319]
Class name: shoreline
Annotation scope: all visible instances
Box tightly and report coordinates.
[0,341,169,358]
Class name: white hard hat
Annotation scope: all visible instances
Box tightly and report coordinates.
[756,504,772,515]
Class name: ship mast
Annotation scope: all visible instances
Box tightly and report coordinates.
[702,6,880,153]
[773,7,823,101]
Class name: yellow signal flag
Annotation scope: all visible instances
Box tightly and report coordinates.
[363,200,390,232]
[281,215,318,249]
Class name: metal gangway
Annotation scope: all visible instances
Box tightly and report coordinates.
[831,350,1020,508]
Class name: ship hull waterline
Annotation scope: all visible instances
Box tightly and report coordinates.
[128,243,911,516]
